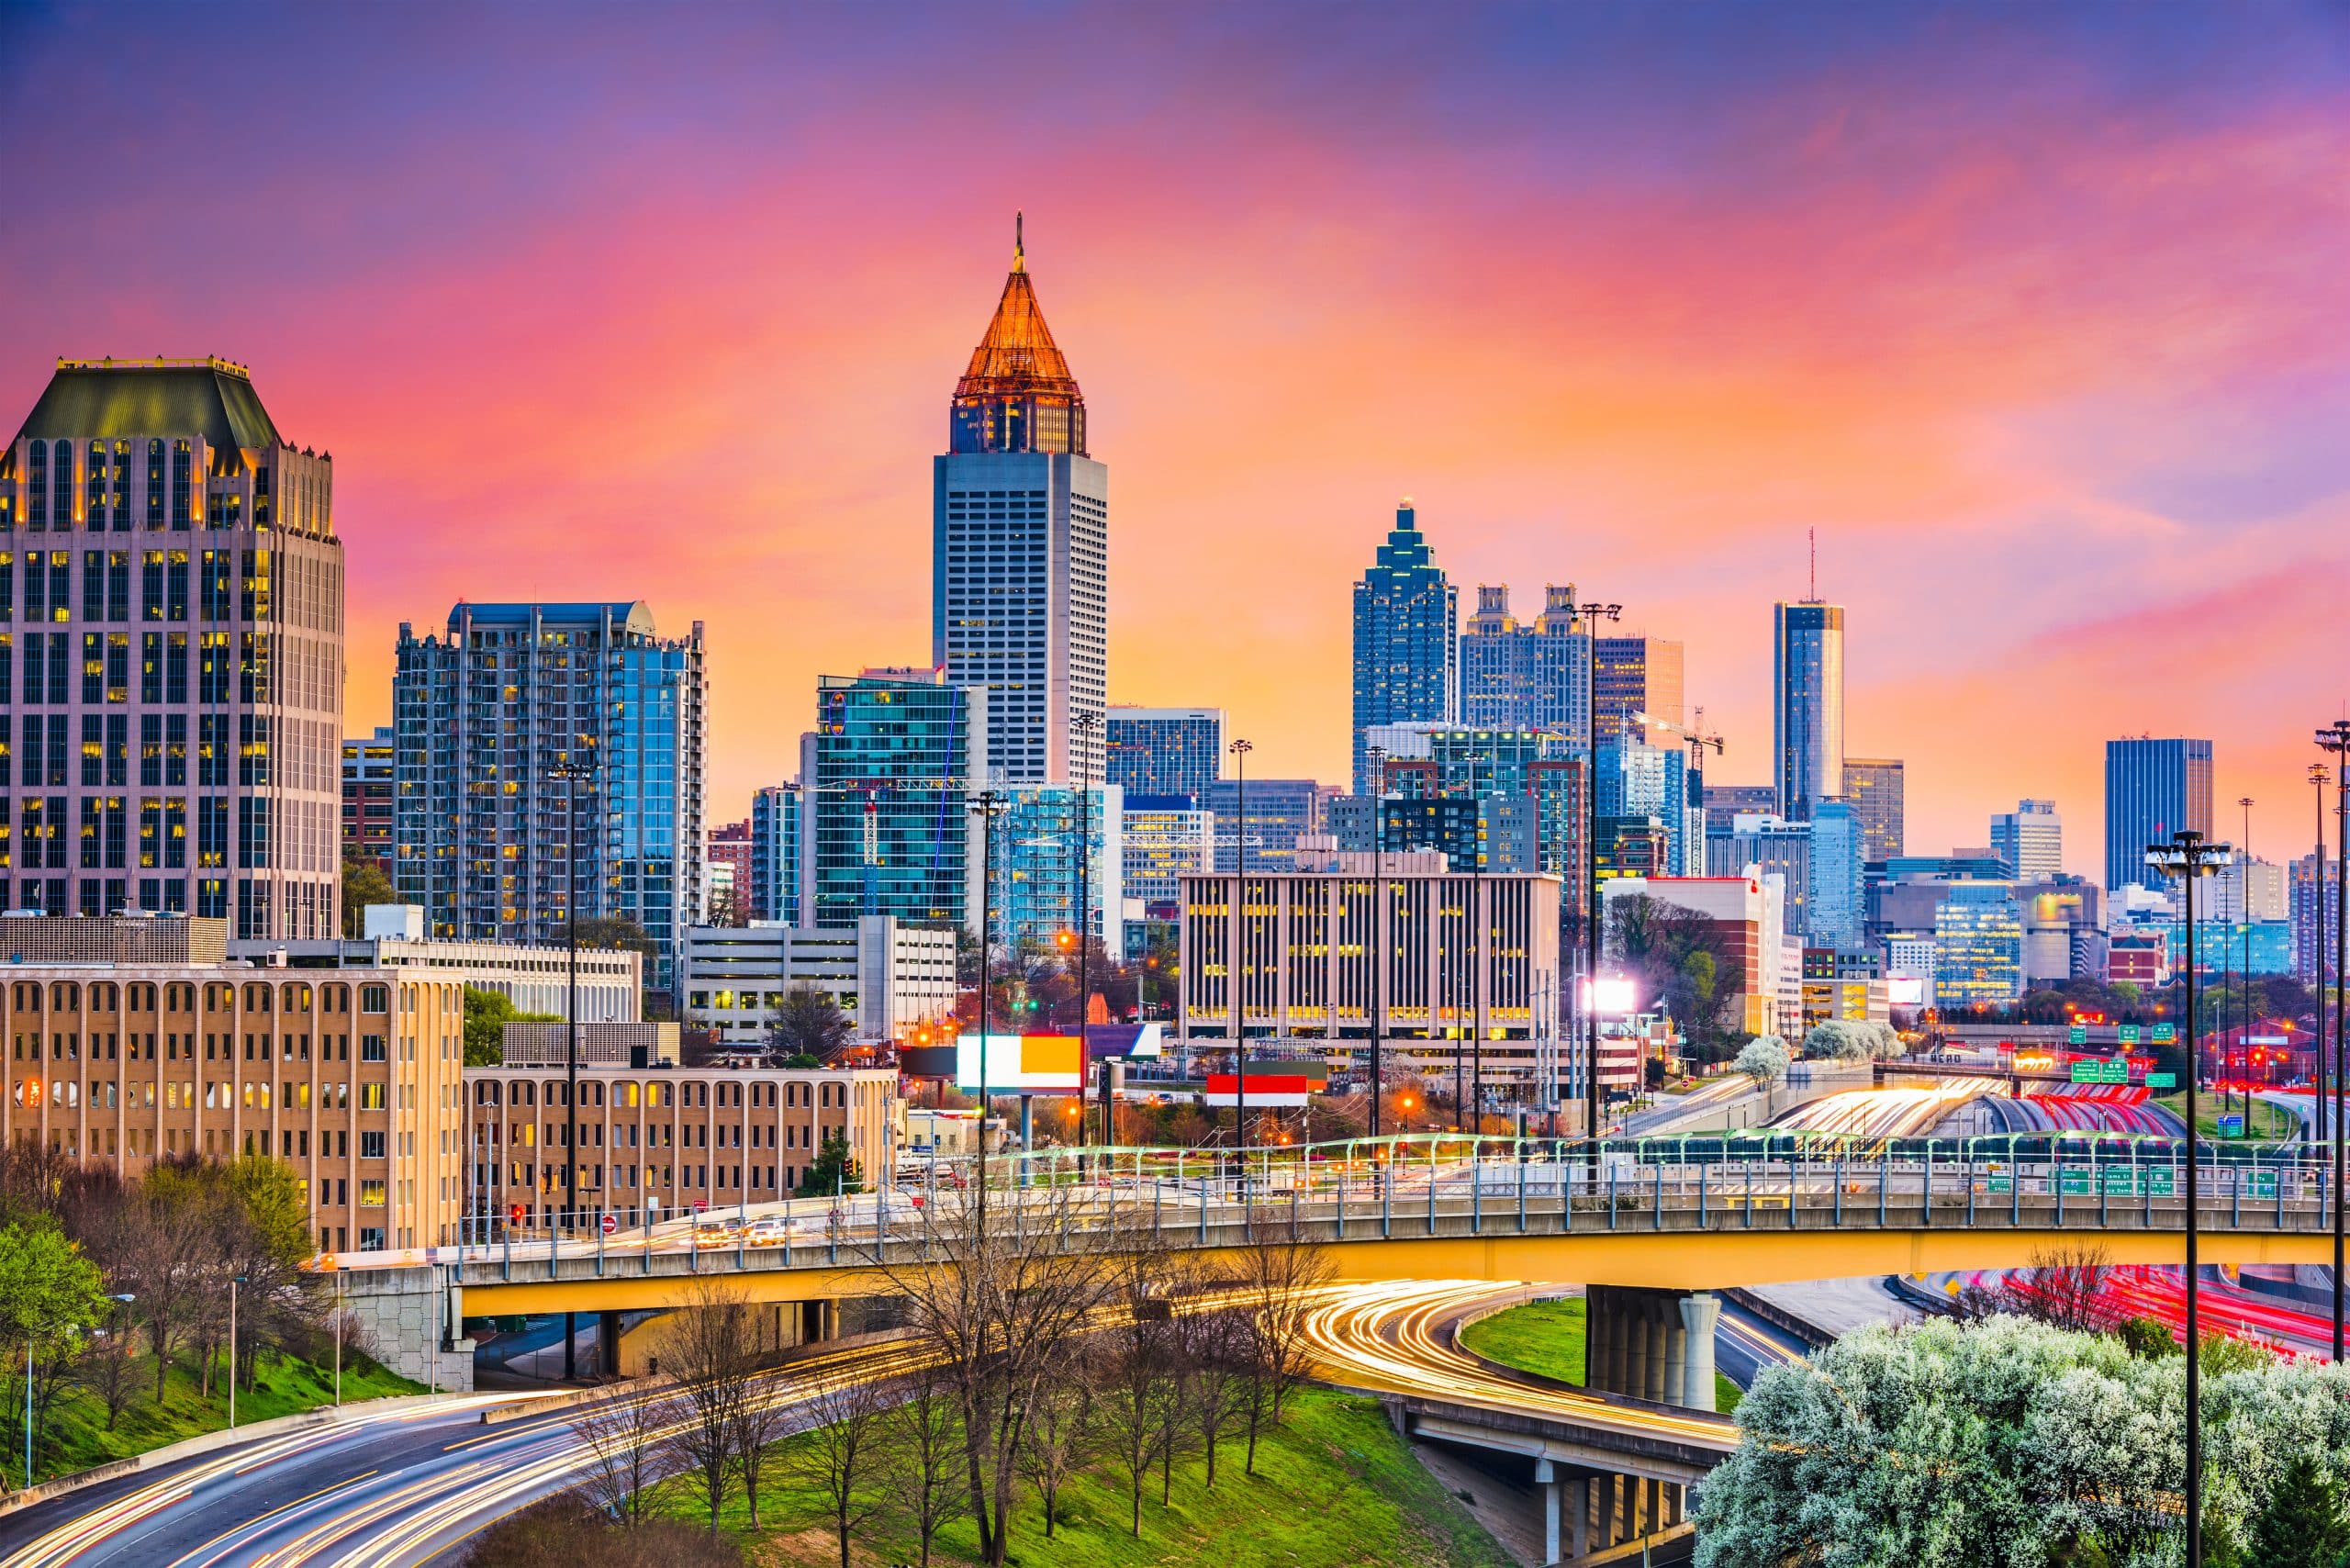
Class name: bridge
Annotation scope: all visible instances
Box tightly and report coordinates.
[344,1132,2341,1391]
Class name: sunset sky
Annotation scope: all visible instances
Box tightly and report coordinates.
[3,3,2345,879]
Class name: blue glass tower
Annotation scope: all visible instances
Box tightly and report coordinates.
[2106,737,2213,893]
[1351,501,1458,794]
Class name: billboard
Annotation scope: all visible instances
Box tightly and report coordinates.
[954,1033,1085,1093]
[1202,1058,1328,1108]
[1886,975,1927,1006]
[1578,977,1639,1014]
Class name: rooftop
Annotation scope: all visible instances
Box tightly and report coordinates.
[954,214,1081,404]
[15,356,285,452]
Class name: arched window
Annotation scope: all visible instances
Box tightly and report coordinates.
[86,443,106,532]
[28,442,47,529]
[48,983,78,1012]
[51,442,72,533]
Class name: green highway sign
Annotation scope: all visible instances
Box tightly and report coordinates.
[2151,1023,2177,1043]
[2068,1024,2088,1045]
[2070,1059,2128,1084]
[2145,1072,2177,1089]
[2118,1025,2142,1046]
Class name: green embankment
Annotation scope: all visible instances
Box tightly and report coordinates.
[1459,1296,1743,1417]
[648,1386,1513,1567]
[2152,1092,2298,1141]
[17,1352,420,1484]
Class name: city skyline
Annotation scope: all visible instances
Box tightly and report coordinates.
[3,6,2345,880]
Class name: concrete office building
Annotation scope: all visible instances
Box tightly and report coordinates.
[1990,799,2063,880]
[393,601,707,991]
[678,917,957,1049]
[1772,601,1844,822]
[2213,857,2287,924]
[810,668,983,934]
[706,820,753,926]
[748,783,802,925]
[1350,501,1458,794]
[1842,757,1904,862]
[2105,737,2212,894]
[1178,857,1561,1103]
[342,726,396,881]
[1458,585,1589,744]
[1603,874,1792,1039]
[1104,707,1223,798]
[933,221,1105,787]
[0,357,344,936]
[0,916,463,1254]
[253,902,641,1023]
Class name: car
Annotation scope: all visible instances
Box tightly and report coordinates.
[692,1217,733,1247]
[742,1215,789,1248]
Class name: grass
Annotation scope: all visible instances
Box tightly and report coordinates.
[1460,1296,1743,1417]
[647,1386,1514,1567]
[15,1350,421,1485]
[2152,1092,2298,1141]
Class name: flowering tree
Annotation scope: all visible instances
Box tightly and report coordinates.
[1802,1019,1905,1062]
[1732,1036,1790,1090]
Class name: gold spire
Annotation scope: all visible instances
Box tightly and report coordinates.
[1013,210,1024,274]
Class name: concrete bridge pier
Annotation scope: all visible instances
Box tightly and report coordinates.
[1584,1286,1719,1414]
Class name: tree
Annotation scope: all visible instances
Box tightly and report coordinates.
[881,1354,963,1568]
[1235,1218,1333,1473]
[782,1369,894,1568]
[1803,1019,1901,1063]
[1015,1359,1093,1537]
[1732,1036,1790,1090]
[73,1294,142,1429]
[341,860,397,938]
[576,915,658,959]
[464,987,558,1069]
[572,1384,673,1527]
[2249,1452,2350,1568]
[655,1282,760,1533]
[1182,1304,1251,1489]
[0,1216,109,1477]
[2007,1244,2113,1333]
[1094,1270,1177,1535]
[773,986,857,1064]
[803,1135,864,1197]
[459,1495,744,1568]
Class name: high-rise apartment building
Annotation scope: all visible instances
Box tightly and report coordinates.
[392,601,707,990]
[1773,601,1844,822]
[706,820,752,926]
[811,668,983,934]
[0,358,344,936]
[2291,853,2340,991]
[1350,500,1457,794]
[342,725,397,880]
[1593,634,1684,748]
[932,221,1105,787]
[749,783,802,925]
[1459,585,1587,744]
[1701,783,1777,834]
[1841,757,1904,861]
[1104,707,1223,798]
[989,783,1123,956]
[1121,792,1213,911]
[1807,799,1865,949]
[1989,799,2063,880]
[2104,737,2212,892]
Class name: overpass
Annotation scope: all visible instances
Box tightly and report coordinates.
[347,1133,2343,1385]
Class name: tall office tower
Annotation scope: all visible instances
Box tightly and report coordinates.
[0,358,343,936]
[748,783,802,924]
[1842,757,1905,861]
[1207,777,1327,874]
[393,601,707,989]
[342,725,397,879]
[1989,798,2063,880]
[2104,737,2212,892]
[1773,600,1844,821]
[2212,857,2286,924]
[1459,585,1588,743]
[1592,634,1684,747]
[1807,799,1865,949]
[1104,706,1224,796]
[1350,499,1458,793]
[933,219,1105,787]
[706,820,753,925]
[1707,812,1814,935]
[1121,792,1214,911]
[811,668,983,934]
[1701,783,1777,834]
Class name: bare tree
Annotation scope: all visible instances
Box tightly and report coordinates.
[2008,1245,2113,1333]
[1236,1218,1333,1473]
[881,1354,962,1568]
[655,1282,761,1533]
[1016,1362,1092,1538]
[728,1366,796,1530]
[73,1301,142,1429]
[571,1385,673,1526]
[782,1369,896,1568]
[1181,1303,1251,1490]
[1094,1243,1181,1535]
[876,1175,1120,1565]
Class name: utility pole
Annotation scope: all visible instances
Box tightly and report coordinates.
[1368,743,1387,1142]
[549,760,593,1381]
[2319,725,2350,1362]
[1228,737,1253,1158]
[1575,595,1623,1167]
[1073,711,1098,1150]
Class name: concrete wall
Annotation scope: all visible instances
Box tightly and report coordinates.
[338,1264,474,1390]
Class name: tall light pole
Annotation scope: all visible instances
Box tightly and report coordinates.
[1228,737,1252,1153]
[2313,759,2333,1322]
[1072,711,1099,1149]
[548,759,593,1382]
[2237,796,2254,1126]
[2322,725,2350,1361]
[2145,827,2231,1568]
[969,791,1009,1233]
[1366,743,1387,1141]
[1576,596,1623,1164]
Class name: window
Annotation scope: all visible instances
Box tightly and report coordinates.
[358,1181,386,1207]
[358,1083,386,1110]
[359,984,388,1014]
[360,1034,386,1062]
[360,1130,386,1159]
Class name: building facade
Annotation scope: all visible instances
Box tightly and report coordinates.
[1841,757,1905,862]
[1458,585,1588,743]
[706,820,753,926]
[258,913,642,1023]
[1350,501,1458,794]
[0,357,344,937]
[1120,793,1213,911]
[1104,707,1223,798]
[748,783,801,925]
[678,917,957,1048]
[1990,799,2063,880]
[988,783,1123,956]
[1593,634,1684,748]
[1207,777,1328,874]
[932,224,1105,787]
[392,601,707,991]
[1931,883,2024,1010]
[1701,783,1778,834]
[2104,737,2213,893]
[341,726,396,882]
[811,668,983,934]
[2291,853,2340,991]
[1807,799,1865,950]
[1706,812,1813,937]
[1772,600,1844,822]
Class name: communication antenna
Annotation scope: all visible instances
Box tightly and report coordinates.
[1808,527,1817,600]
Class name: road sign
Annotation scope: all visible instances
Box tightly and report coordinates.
[693,1198,708,1214]
[2151,1024,2177,1043]
[600,1212,618,1237]
[2145,1072,2177,1089]
[2071,1059,2127,1084]
[2218,1114,2244,1138]
[2068,1024,2088,1045]
[2118,1025,2143,1046]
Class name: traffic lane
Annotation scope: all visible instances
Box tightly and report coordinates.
[1714,1301,1807,1391]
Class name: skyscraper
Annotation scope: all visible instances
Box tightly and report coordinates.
[1773,600,1844,821]
[933,218,1105,787]
[1104,706,1223,797]
[2104,737,2212,892]
[1842,756,1905,861]
[1990,798,2063,880]
[706,820,752,925]
[748,782,802,925]
[811,668,983,934]
[1207,778,1328,874]
[393,601,708,988]
[0,357,344,936]
[1808,798,1864,949]
[1351,500,1457,793]
[1459,585,1587,742]
[1592,634,1684,747]
[342,725,397,880]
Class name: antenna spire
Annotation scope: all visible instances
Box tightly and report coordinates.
[1013,210,1025,274]
[1808,526,1817,600]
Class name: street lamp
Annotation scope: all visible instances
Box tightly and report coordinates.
[1366,743,1387,1142]
[1073,710,1100,1151]
[548,758,594,1382]
[969,790,1010,1234]
[2144,827,2231,1568]
[2318,724,2350,1362]
[1575,596,1623,1166]
[1228,737,1253,1156]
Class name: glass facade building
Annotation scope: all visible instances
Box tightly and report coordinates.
[2105,737,2213,894]
[1842,756,1904,861]
[1120,791,1212,910]
[990,783,1123,956]
[1459,585,1588,744]
[1593,634,1684,748]
[1104,706,1223,798]
[811,668,982,934]
[749,782,801,924]
[1807,798,1864,949]
[1350,501,1458,794]
[393,600,707,990]
[1931,882,2024,1008]
[1773,600,1844,822]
